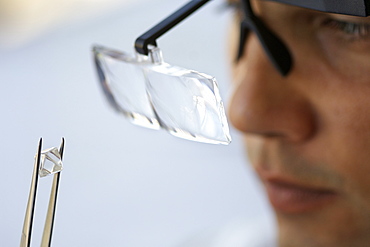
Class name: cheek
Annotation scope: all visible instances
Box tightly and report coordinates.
[324,84,370,155]
[315,78,370,206]
[243,135,263,163]
[317,31,370,81]
[336,109,370,207]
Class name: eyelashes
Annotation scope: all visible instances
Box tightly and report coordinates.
[323,19,370,40]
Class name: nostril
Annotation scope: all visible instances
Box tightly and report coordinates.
[263,132,285,138]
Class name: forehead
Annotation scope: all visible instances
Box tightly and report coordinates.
[263,0,369,16]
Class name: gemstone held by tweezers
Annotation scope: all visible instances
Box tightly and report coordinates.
[39,147,63,178]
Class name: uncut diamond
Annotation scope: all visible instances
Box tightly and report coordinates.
[39,147,63,178]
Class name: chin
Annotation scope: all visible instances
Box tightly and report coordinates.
[274,197,370,247]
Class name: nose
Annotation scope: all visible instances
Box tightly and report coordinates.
[228,34,316,142]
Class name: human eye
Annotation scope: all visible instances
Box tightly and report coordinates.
[314,15,370,79]
[321,18,370,42]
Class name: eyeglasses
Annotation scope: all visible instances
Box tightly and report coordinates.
[92,0,368,144]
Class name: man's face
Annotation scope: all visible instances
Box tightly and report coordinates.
[228,0,370,246]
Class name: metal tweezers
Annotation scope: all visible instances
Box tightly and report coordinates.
[20,138,65,247]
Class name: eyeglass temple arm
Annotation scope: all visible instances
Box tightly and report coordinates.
[135,0,210,55]
[239,0,292,76]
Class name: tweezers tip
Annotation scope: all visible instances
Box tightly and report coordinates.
[38,137,43,147]
[59,138,65,159]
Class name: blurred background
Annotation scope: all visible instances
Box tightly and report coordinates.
[0,0,275,246]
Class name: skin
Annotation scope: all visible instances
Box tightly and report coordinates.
[227,1,370,246]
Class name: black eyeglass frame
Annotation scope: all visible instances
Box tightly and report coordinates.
[134,0,369,76]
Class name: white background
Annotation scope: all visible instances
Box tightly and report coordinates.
[0,0,274,246]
